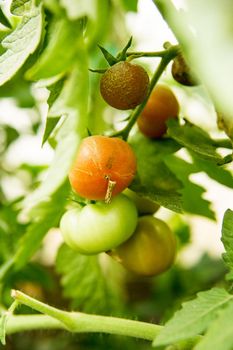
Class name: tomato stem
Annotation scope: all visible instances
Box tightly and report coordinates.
[104,176,116,203]
[126,49,168,59]
[10,289,161,340]
[111,45,179,140]
[7,289,202,348]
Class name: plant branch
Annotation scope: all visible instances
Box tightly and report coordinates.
[7,290,202,348]
[126,50,168,59]
[112,45,179,140]
[11,290,161,340]
[6,315,66,334]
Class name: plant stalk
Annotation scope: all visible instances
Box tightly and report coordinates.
[10,290,161,340]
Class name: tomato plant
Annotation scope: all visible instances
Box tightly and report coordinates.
[69,135,137,201]
[0,1,233,350]
[100,61,149,110]
[137,84,179,138]
[109,216,176,276]
[60,194,138,254]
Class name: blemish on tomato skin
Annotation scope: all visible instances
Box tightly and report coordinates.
[105,156,114,169]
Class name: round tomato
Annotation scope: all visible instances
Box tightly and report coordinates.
[137,84,179,138]
[109,216,176,276]
[100,61,149,110]
[60,194,138,255]
[69,135,137,201]
[124,189,160,215]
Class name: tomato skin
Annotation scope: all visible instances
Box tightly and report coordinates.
[69,135,137,200]
[100,61,149,110]
[110,216,176,276]
[60,194,138,255]
[137,84,179,138]
[124,189,160,215]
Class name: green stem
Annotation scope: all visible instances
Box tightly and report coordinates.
[212,138,233,149]
[11,290,161,341]
[6,315,66,334]
[8,290,202,348]
[126,50,167,59]
[11,290,75,330]
[112,45,179,140]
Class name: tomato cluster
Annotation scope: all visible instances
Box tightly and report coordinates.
[60,58,178,277]
[61,142,176,276]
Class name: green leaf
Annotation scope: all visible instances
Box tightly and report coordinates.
[121,0,138,12]
[98,45,118,66]
[42,79,65,145]
[60,0,97,20]
[56,244,122,314]
[26,18,83,80]
[117,36,133,61]
[13,181,69,270]
[0,4,43,86]
[167,119,225,164]
[153,288,233,348]
[221,209,233,281]
[0,68,35,107]
[130,134,183,213]
[0,301,18,345]
[24,42,89,212]
[3,125,19,148]
[42,117,60,146]
[10,0,32,16]
[153,1,233,141]
[195,302,233,350]
[24,113,80,211]
[0,7,12,28]
[191,153,233,189]
[165,155,215,219]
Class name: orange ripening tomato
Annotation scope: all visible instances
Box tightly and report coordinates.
[69,135,137,200]
[137,84,179,138]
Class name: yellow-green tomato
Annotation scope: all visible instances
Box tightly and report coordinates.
[59,194,138,255]
[124,189,160,215]
[110,216,176,276]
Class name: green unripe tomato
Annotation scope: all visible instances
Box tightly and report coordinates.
[60,194,138,255]
[110,216,176,276]
[124,189,160,215]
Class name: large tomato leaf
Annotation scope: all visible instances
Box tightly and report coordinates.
[153,288,233,348]
[56,244,123,314]
[0,3,43,86]
[130,134,183,213]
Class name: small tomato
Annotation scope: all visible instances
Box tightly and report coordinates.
[100,61,149,110]
[137,84,179,138]
[69,135,137,201]
[109,215,176,276]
